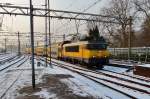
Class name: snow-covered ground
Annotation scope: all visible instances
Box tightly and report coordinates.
[110,59,150,68]
[1,56,150,99]
[109,59,134,66]
[0,57,127,99]
[103,65,128,73]
[0,53,17,61]
[0,53,9,56]
[52,58,150,98]
[0,55,25,72]
[139,64,150,68]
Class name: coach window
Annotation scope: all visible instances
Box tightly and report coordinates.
[86,44,107,50]
[65,46,79,52]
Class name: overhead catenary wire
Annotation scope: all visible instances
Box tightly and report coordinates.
[59,0,78,16]
[56,20,87,35]
[54,0,102,34]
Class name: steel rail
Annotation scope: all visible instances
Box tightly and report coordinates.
[39,57,149,98]
[0,55,18,64]
[102,67,150,82]
[50,61,150,94]
[46,60,137,99]
[51,60,150,88]
[0,56,25,71]
[0,57,28,98]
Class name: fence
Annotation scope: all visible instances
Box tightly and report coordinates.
[108,47,150,63]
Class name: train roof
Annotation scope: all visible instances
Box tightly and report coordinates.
[63,41,107,46]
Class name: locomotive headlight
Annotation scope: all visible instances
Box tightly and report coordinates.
[93,56,96,58]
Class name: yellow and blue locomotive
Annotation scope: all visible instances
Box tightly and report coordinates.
[60,40,110,68]
[26,27,110,68]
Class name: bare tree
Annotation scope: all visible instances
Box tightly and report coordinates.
[139,16,150,46]
[134,0,150,46]
[101,0,135,47]
[134,0,150,18]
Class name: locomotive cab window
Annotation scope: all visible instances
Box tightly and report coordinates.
[65,45,79,52]
[86,44,107,50]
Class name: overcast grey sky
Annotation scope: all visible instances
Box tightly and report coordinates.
[0,0,109,46]
[1,0,108,31]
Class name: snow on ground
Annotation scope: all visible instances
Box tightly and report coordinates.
[139,64,150,68]
[3,58,45,99]
[0,53,16,60]
[0,56,28,97]
[103,65,128,73]
[109,59,134,66]
[0,56,26,81]
[109,59,150,78]
[50,62,150,98]
[110,59,150,68]
[2,56,149,99]
[3,57,131,99]
[34,88,57,99]
[0,56,25,74]
[42,65,131,99]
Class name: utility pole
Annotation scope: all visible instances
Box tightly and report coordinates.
[48,0,52,67]
[18,32,21,56]
[45,0,48,67]
[10,43,12,53]
[63,34,65,41]
[4,38,7,53]
[128,16,132,61]
[75,20,79,35]
[37,41,39,47]
[29,0,35,89]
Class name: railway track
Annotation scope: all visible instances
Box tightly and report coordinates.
[0,55,26,72]
[66,59,150,83]
[40,57,150,83]
[0,53,8,55]
[0,56,18,65]
[0,56,28,99]
[50,58,150,84]
[41,58,150,99]
[0,53,16,60]
[101,67,150,83]
[0,54,18,65]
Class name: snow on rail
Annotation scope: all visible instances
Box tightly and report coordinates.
[0,56,28,98]
[51,59,150,99]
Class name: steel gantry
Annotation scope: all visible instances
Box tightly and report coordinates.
[0,14,4,30]
[0,4,120,23]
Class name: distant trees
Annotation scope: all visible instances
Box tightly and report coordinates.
[86,0,150,47]
[134,0,150,18]
[101,0,136,47]
[87,0,136,47]
[133,0,150,47]
[88,26,100,41]
[137,17,150,46]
